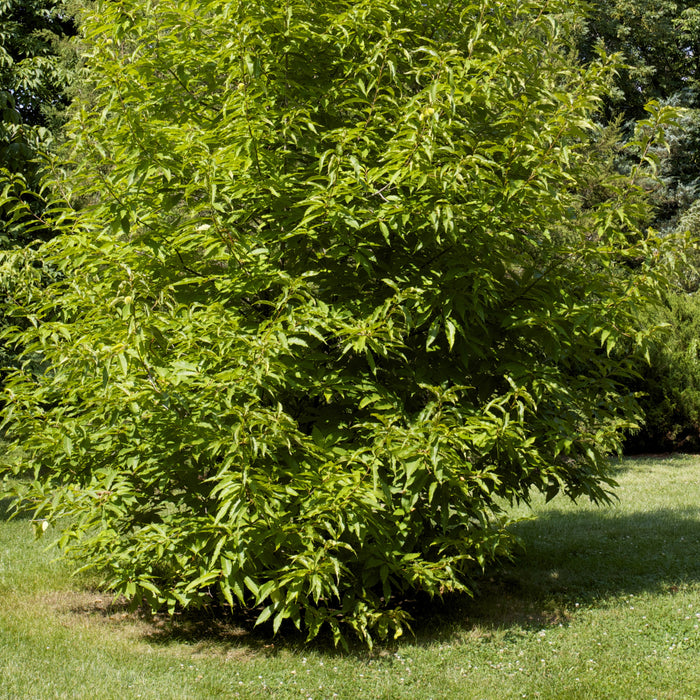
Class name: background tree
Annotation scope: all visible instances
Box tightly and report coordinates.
[582,0,700,119]
[583,0,700,451]
[1,0,77,188]
[625,292,700,452]
[0,0,81,389]
[0,0,682,645]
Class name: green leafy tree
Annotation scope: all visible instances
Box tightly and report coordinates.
[0,0,82,386]
[582,0,700,232]
[582,1,700,452]
[0,0,78,190]
[627,292,700,452]
[582,0,700,119]
[0,0,681,645]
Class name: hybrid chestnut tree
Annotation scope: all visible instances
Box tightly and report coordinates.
[1,0,680,645]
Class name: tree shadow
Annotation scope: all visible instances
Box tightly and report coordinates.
[0,494,34,521]
[63,592,312,658]
[54,503,700,658]
[410,504,700,645]
[503,505,700,600]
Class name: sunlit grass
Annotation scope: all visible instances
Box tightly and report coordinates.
[1,454,699,699]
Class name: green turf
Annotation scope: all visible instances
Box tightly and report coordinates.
[1,454,699,699]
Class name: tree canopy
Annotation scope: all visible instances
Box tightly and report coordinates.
[581,1,700,452]
[0,0,684,645]
[0,0,77,186]
[583,0,700,117]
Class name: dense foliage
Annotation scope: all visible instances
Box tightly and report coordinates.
[582,0,700,451]
[627,293,700,452]
[0,0,77,192]
[583,0,700,238]
[582,0,700,120]
[0,0,682,645]
[0,0,80,381]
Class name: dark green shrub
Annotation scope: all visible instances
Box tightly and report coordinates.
[626,291,700,453]
[0,0,682,645]
[0,0,79,201]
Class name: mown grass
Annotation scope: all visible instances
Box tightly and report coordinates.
[1,454,699,699]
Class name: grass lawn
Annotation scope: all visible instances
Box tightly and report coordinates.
[1,454,699,699]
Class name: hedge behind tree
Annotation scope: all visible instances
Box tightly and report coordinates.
[0,0,683,645]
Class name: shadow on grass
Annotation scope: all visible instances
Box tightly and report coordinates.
[504,505,700,600]
[63,593,311,658]
[0,494,34,521]
[406,504,700,645]
[57,504,700,658]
